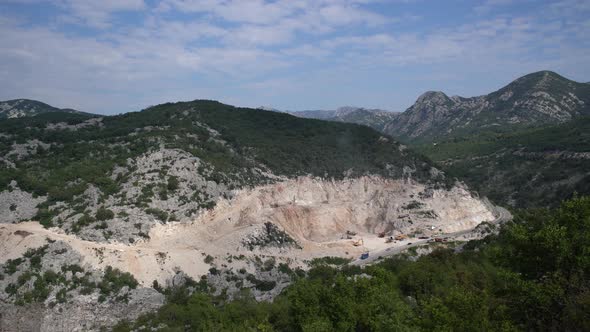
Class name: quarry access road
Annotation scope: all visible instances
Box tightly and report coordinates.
[350,205,512,266]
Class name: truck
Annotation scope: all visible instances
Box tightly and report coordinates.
[360,252,369,260]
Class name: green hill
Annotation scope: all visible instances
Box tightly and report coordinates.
[414,117,590,208]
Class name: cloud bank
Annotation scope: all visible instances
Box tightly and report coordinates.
[0,0,589,113]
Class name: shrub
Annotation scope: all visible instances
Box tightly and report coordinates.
[262,258,276,272]
[278,263,293,275]
[95,221,108,230]
[61,264,84,274]
[145,208,168,222]
[98,266,138,297]
[4,258,23,275]
[56,288,67,303]
[167,176,179,191]
[254,280,276,291]
[96,207,115,221]
[72,213,95,233]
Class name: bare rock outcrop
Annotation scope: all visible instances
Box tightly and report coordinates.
[0,182,46,224]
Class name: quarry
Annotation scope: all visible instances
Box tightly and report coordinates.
[0,176,505,287]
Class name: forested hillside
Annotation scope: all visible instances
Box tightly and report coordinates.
[415,117,590,208]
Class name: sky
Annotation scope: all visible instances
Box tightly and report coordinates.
[0,0,589,115]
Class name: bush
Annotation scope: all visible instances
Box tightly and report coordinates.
[278,263,293,275]
[61,264,84,274]
[145,208,168,222]
[56,288,67,303]
[262,258,275,272]
[167,176,179,191]
[254,280,276,291]
[4,258,23,275]
[36,208,55,228]
[95,221,108,230]
[96,207,115,221]
[98,266,138,297]
[72,213,95,233]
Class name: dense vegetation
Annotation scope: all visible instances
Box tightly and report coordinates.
[143,101,438,182]
[414,117,590,208]
[114,197,590,331]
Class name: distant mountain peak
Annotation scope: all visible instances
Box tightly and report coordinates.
[385,70,590,142]
[415,91,451,105]
[506,70,571,91]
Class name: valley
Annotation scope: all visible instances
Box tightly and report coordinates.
[0,71,587,331]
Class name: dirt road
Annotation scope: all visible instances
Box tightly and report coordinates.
[350,205,512,266]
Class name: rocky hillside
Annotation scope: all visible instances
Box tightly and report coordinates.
[0,99,87,119]
[385,71,590,142]
[0,99,447,242]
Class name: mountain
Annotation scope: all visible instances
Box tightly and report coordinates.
[0,99,458,238]
[292,106,399,132]
[0,99,504,330]
[385,71,590,142]
[0,99,89,119]
[290,109,340,119]
[414,117,590,208]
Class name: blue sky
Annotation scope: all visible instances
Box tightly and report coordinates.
[1,0,589,114]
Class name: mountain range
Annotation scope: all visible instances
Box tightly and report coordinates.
[293,71,590,143]
[0,70,588,330]
[291,107,399,132]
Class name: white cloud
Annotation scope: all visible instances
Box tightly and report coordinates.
[57,0,146,28]
[474,0,516,14]
[0,0,589,112]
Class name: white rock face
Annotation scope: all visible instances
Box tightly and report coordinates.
[190,176,495,245]
[6,140,51,160]
[0,182,46,223]
[45,117,103,130]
